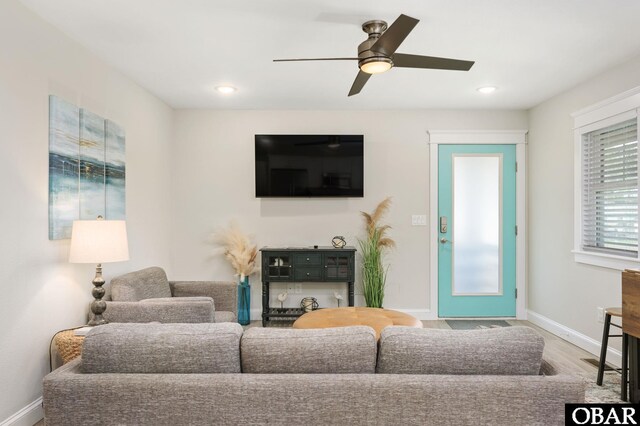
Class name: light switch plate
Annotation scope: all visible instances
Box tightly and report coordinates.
[412,215,427,226]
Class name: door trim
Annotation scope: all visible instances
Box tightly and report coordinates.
[427,130,528,319]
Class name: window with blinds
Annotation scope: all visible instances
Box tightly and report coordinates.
[581,118,638,256]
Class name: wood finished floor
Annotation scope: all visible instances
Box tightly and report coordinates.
[421,320,599,375]
[33,320,600,426]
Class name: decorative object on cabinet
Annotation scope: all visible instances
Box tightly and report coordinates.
[301,297,319,313]
[332,236,347,248]
[214,223,258,325]
[334,291,344,307]
[69,217,129,325]
[49,95,126,240]
[260,247,356,326]
[277,291,288,309]
[358,197,395,308]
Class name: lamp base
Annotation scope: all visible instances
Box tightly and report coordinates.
[88,263,109,326]
[87,314,107,327]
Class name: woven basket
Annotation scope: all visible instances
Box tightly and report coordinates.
[55,330,84,364]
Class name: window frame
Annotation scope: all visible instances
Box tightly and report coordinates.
[573,87,640,270]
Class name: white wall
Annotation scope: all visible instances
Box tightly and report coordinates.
[0,1,173,422]
[170,110,528,314]
[528,55,640,349]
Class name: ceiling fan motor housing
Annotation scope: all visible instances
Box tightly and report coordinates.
[358,20,393,69]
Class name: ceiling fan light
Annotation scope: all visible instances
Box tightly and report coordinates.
[360,58,393,74]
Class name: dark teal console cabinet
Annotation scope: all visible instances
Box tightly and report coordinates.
[260,246,356,326]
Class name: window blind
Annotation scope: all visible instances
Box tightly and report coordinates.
[582,118,638,256]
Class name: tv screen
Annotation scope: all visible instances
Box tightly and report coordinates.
[255,135,364,197]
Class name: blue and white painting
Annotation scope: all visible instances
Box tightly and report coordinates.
[79,109,106,220]
[49,96,80,239]
[48,96,126,239]
[105,120,126,220]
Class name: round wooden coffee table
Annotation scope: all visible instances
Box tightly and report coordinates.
[293,307,422,339]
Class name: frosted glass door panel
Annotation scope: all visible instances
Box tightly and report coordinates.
[452,155,502,295]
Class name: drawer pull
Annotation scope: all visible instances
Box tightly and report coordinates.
[306,272,310,276]
[306,257,310,261]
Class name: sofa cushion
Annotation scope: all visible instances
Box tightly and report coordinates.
[81,323,243,374]
[214,311,236,323]
[377,326,544,375]
[241,326,377,374]
[110,266,172,301]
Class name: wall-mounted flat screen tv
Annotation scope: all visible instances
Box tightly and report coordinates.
[255,134,364,197]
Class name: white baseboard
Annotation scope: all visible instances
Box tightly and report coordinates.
[0,397,43,426]
[394,309,436,320]
[527,310,622,368]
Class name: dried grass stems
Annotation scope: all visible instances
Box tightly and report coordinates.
[359,197,395,308]
[214,223,258,281]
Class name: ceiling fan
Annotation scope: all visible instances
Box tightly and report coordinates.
[274,14,475,96]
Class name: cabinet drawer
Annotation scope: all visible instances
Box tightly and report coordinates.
[293,253,322,266]
[294,267,322,281]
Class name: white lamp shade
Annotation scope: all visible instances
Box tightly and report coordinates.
[69,220,130,264]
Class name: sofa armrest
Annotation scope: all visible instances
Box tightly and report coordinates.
[103,299,214,323]
[170,281,237,316]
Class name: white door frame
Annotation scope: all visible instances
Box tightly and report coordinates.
[428,130,528,319]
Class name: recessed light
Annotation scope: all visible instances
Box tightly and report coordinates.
[215,86,237,94]
[477,86,497,94]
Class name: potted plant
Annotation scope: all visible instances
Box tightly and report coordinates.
[215,223,258,325]
[358,197,395,308]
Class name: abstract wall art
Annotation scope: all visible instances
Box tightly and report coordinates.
[48,96,126,239]
[49,96,80,240]
[105,120,126,220]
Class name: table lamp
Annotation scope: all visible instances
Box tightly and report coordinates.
[69,217,129,326]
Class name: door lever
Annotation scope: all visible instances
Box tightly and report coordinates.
[440,238,452,244]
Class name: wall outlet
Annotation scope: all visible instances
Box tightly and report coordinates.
[294,284,302,294]
[596,307,605,323]
[411,215,427,226]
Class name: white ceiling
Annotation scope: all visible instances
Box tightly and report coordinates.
[19,0,640,110]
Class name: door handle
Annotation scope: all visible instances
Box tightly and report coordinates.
[440,238,452,244]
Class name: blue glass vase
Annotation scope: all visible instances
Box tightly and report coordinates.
[237,276,250,325]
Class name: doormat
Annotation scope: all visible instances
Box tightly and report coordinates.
[445,320,511,330]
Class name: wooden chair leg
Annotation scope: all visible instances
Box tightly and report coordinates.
[597,313,612,386]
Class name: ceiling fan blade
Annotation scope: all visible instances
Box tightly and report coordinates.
[274,57,359,62]
[370,14,419,56]
[393,53,474,71]
[348,71,371,96]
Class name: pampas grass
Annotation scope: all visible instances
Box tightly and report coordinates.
[214,222,258,280]
[359,197,395,308]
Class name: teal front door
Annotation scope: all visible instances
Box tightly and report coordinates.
[438,144,516,317]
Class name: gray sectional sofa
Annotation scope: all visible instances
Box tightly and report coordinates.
[42,323,585,425]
